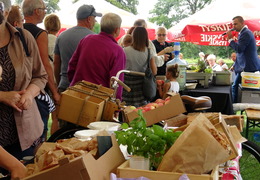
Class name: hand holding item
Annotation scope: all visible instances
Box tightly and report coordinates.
[16,90,34,111]
[0,146,26,179]
[164,46,174,53]
[164,54,170,61]
[0,91,24,112]
[226,28,235,40]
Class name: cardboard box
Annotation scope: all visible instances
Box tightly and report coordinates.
[117,160,219,180]
[58,88,105,127]
[164,114,187,127]
[24,135,125,180]
[223,115,244,132]
[212,113,239,161]
[124,94,186,126]
[58,81,118,127]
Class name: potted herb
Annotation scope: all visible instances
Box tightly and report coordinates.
[115,110,181,170]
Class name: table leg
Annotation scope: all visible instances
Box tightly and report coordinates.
[245,118,250,138]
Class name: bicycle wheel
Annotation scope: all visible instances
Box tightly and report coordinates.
[240,140,260,179]
[47,123,86,142]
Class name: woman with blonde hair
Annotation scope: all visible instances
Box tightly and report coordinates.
[7,5,23,28]
[44,14,61,134]
[44,14,61,62]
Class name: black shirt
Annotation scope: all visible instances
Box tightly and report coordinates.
[152,40,173,75]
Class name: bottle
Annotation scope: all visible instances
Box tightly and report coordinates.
[253,131,260,142]
[166,42,187,91]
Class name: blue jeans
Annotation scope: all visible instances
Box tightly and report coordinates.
[232,72,241,103]
[35,98,49,141]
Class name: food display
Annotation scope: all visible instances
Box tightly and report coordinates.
[25,137,98,177]
[130,97,171,113]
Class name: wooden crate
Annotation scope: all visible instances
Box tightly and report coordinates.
[58,88,105,127]
[117,160,219,180]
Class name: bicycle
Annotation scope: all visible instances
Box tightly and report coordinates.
[48,70,144,142]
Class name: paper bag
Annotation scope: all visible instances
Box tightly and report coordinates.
[158,113,230,174]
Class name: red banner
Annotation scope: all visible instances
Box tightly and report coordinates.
[168,20,260,46]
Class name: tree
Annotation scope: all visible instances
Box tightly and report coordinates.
[14,0,60,14]
[105,0,139,15]
[147,0,235,59]
[149,0,212,29]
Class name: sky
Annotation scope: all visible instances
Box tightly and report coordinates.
[136,0,158,19]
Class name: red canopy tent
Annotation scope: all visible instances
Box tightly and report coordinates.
[168,0,260,46]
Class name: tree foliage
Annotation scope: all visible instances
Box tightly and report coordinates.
[105,0,139,15]
[149,0,212,29]
[147,0,237,59]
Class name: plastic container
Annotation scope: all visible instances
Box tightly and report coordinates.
[129,156,150,170]
[253,131,260,142]
[241,72,260,89]
[166,42,187,91]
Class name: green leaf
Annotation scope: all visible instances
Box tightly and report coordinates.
[152,125,165,137]
[121,123,129,129]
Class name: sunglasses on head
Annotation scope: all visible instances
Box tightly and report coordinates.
[157,34,166,37]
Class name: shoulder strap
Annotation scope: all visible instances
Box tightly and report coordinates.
[147,48,150,68]
[49,55,54,62]
[16,28,30,57]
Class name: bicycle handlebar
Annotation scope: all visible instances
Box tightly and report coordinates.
[110,70,146,100]
[111,76,131,92]
[115,70,145,78]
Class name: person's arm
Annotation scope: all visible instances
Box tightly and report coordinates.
[54,54,61,86]
[157,46,174,56]
[16,84,41,111]
[0,91,24,112]
[150,57,157,75]
[149,41,165,67]
[36,32,60,104]
[162,82,171,100]
[0,146,26,179]
[228,30,249,53]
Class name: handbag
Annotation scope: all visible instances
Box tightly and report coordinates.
[143,48,157,101]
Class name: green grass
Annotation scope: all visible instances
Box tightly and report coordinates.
[47,116,52,139]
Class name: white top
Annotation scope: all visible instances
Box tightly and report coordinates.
[48,34,57,61]
[212,63,223,71]
[221,63,229,70]
[118,35,164,67]
[169,81,180,93]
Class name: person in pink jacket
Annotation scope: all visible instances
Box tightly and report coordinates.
[68,13,126,100]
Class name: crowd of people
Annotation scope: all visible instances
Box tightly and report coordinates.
[0,0,260,178]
